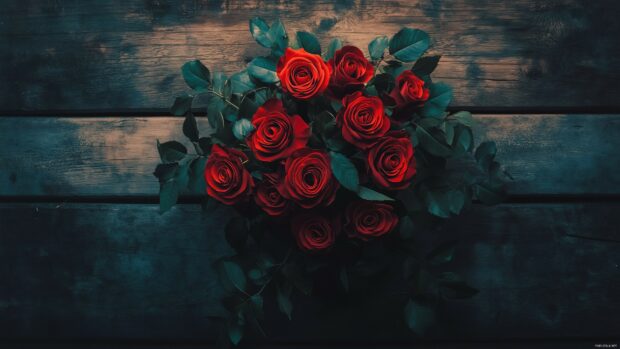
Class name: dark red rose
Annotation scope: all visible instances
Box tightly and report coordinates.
[277,48,332,100]
[367,131,416,190]
[327,45,374,98]
[390,70,430,107]
[254,173,290,216]
[247,99,310,162]
[345,201,398,240]
[204,144,254,205]
[292,212,339,252]
[337,91,390,150]
[278,148,339,209]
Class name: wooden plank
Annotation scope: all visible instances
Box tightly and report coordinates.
[1,114,619,197]
[1,0,619,111]
[0,202,618,341]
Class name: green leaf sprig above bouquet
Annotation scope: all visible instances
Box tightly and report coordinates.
[154,17,509,346]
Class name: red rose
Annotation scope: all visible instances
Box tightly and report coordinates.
[247,99,310,162]
[254,173,290,216]
[345,201,398,240]
[327,45,374,98]
[278,148,339,209]
[292,212,339,252]
[277,48,332,100]
[367,131,416,190]
[337,91,390,150]
[204,144,254,205]
[389,70,430,108]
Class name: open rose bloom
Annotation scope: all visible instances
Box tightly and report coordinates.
[154,17,506,344]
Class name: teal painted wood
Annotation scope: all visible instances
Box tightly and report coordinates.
[0,203,618,342]
[1,0,619,111]
[1,114,619,197]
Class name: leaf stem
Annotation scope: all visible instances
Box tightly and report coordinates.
[207,90,240,110]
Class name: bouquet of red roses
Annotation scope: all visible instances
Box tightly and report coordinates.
[154,17,506,346]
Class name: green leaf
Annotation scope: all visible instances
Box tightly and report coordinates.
[227,320,243,345]
[389,28,430,62]
[238,97,259,119]
[325,38,343,60]
[399,215,415,239]
[171,93,193,116]
[249,17,271,48]
[157,140,187,163]
[181,60,210,91]
[188,157,207,193]
[426,241,456,265]
[438,280,479,300]
[232,118,255,140]
[357,186,395,201]
[475,141,497,171]
[416,126,452,157]
[159,181,179,213]
[368,35,389,61]
[182,113,199,142]
[281,263,312,296]
[153,163,178,183]
[411,55,441,77]
[207,98,225,131]
[229,70,256,95]
[450,111,474,127]
[475,182,506,205]
[221,261,247,293]
[452,126,473,153]
[420,83,452,118]
[276,281,293,320]
[329,151,359,191]
[404,299,435,335]
[225,217,249,251]
[268,19,289,57]
[248,57,279,84]
[372,73,395,95]
[296,31,321,55]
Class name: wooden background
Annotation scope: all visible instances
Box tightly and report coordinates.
[1,0,619,348]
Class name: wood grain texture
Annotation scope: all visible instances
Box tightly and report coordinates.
[0,202,618,342]
[1,0,619,111]
[1,114,619,197]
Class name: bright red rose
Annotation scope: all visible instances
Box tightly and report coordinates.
[204,144,254,205]
[367,131,416,190]
[345,201,398,240]
[247,99,310,162]
[337,91,390,150]
[254,173,290,216]
[277,48,332,100]
[327,45,374,98]
[389,70,430,110]
[278,148,339,209]
[292,212,339,252]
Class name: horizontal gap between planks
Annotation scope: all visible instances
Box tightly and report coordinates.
[1,194,620,205]
[0,337,617,348]
[3,106,620,117]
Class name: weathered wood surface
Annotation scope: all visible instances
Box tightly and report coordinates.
[1,114,618,197]
[1,203,618,342]
[1,0,620,111]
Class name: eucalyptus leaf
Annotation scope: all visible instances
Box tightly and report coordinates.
[229,70,256,95]
[357,186,395,201]
[232,118,255,140]
[325,38,343,60]
[296,31,321,55]
[389,28,430,62]
[171,94,193,116]
[368,35,389,61]
[248,57,279,84]
[227,320,243,345]
[421,83,453,118]
[181,60,210,91]
[329,151,360,191]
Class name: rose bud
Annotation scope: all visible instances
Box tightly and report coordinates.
[204,144,254,205]
[345,201,398,240]
[292,212,339,252]
[254,173,290,216]
[246,98,310,162]
[337,91,390,150]
[367,131,417,190]
[278,148,339,209]
[326,45,374,99]
[277,48,332,100]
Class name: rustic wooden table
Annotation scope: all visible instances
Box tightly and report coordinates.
[1,1,619,348]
